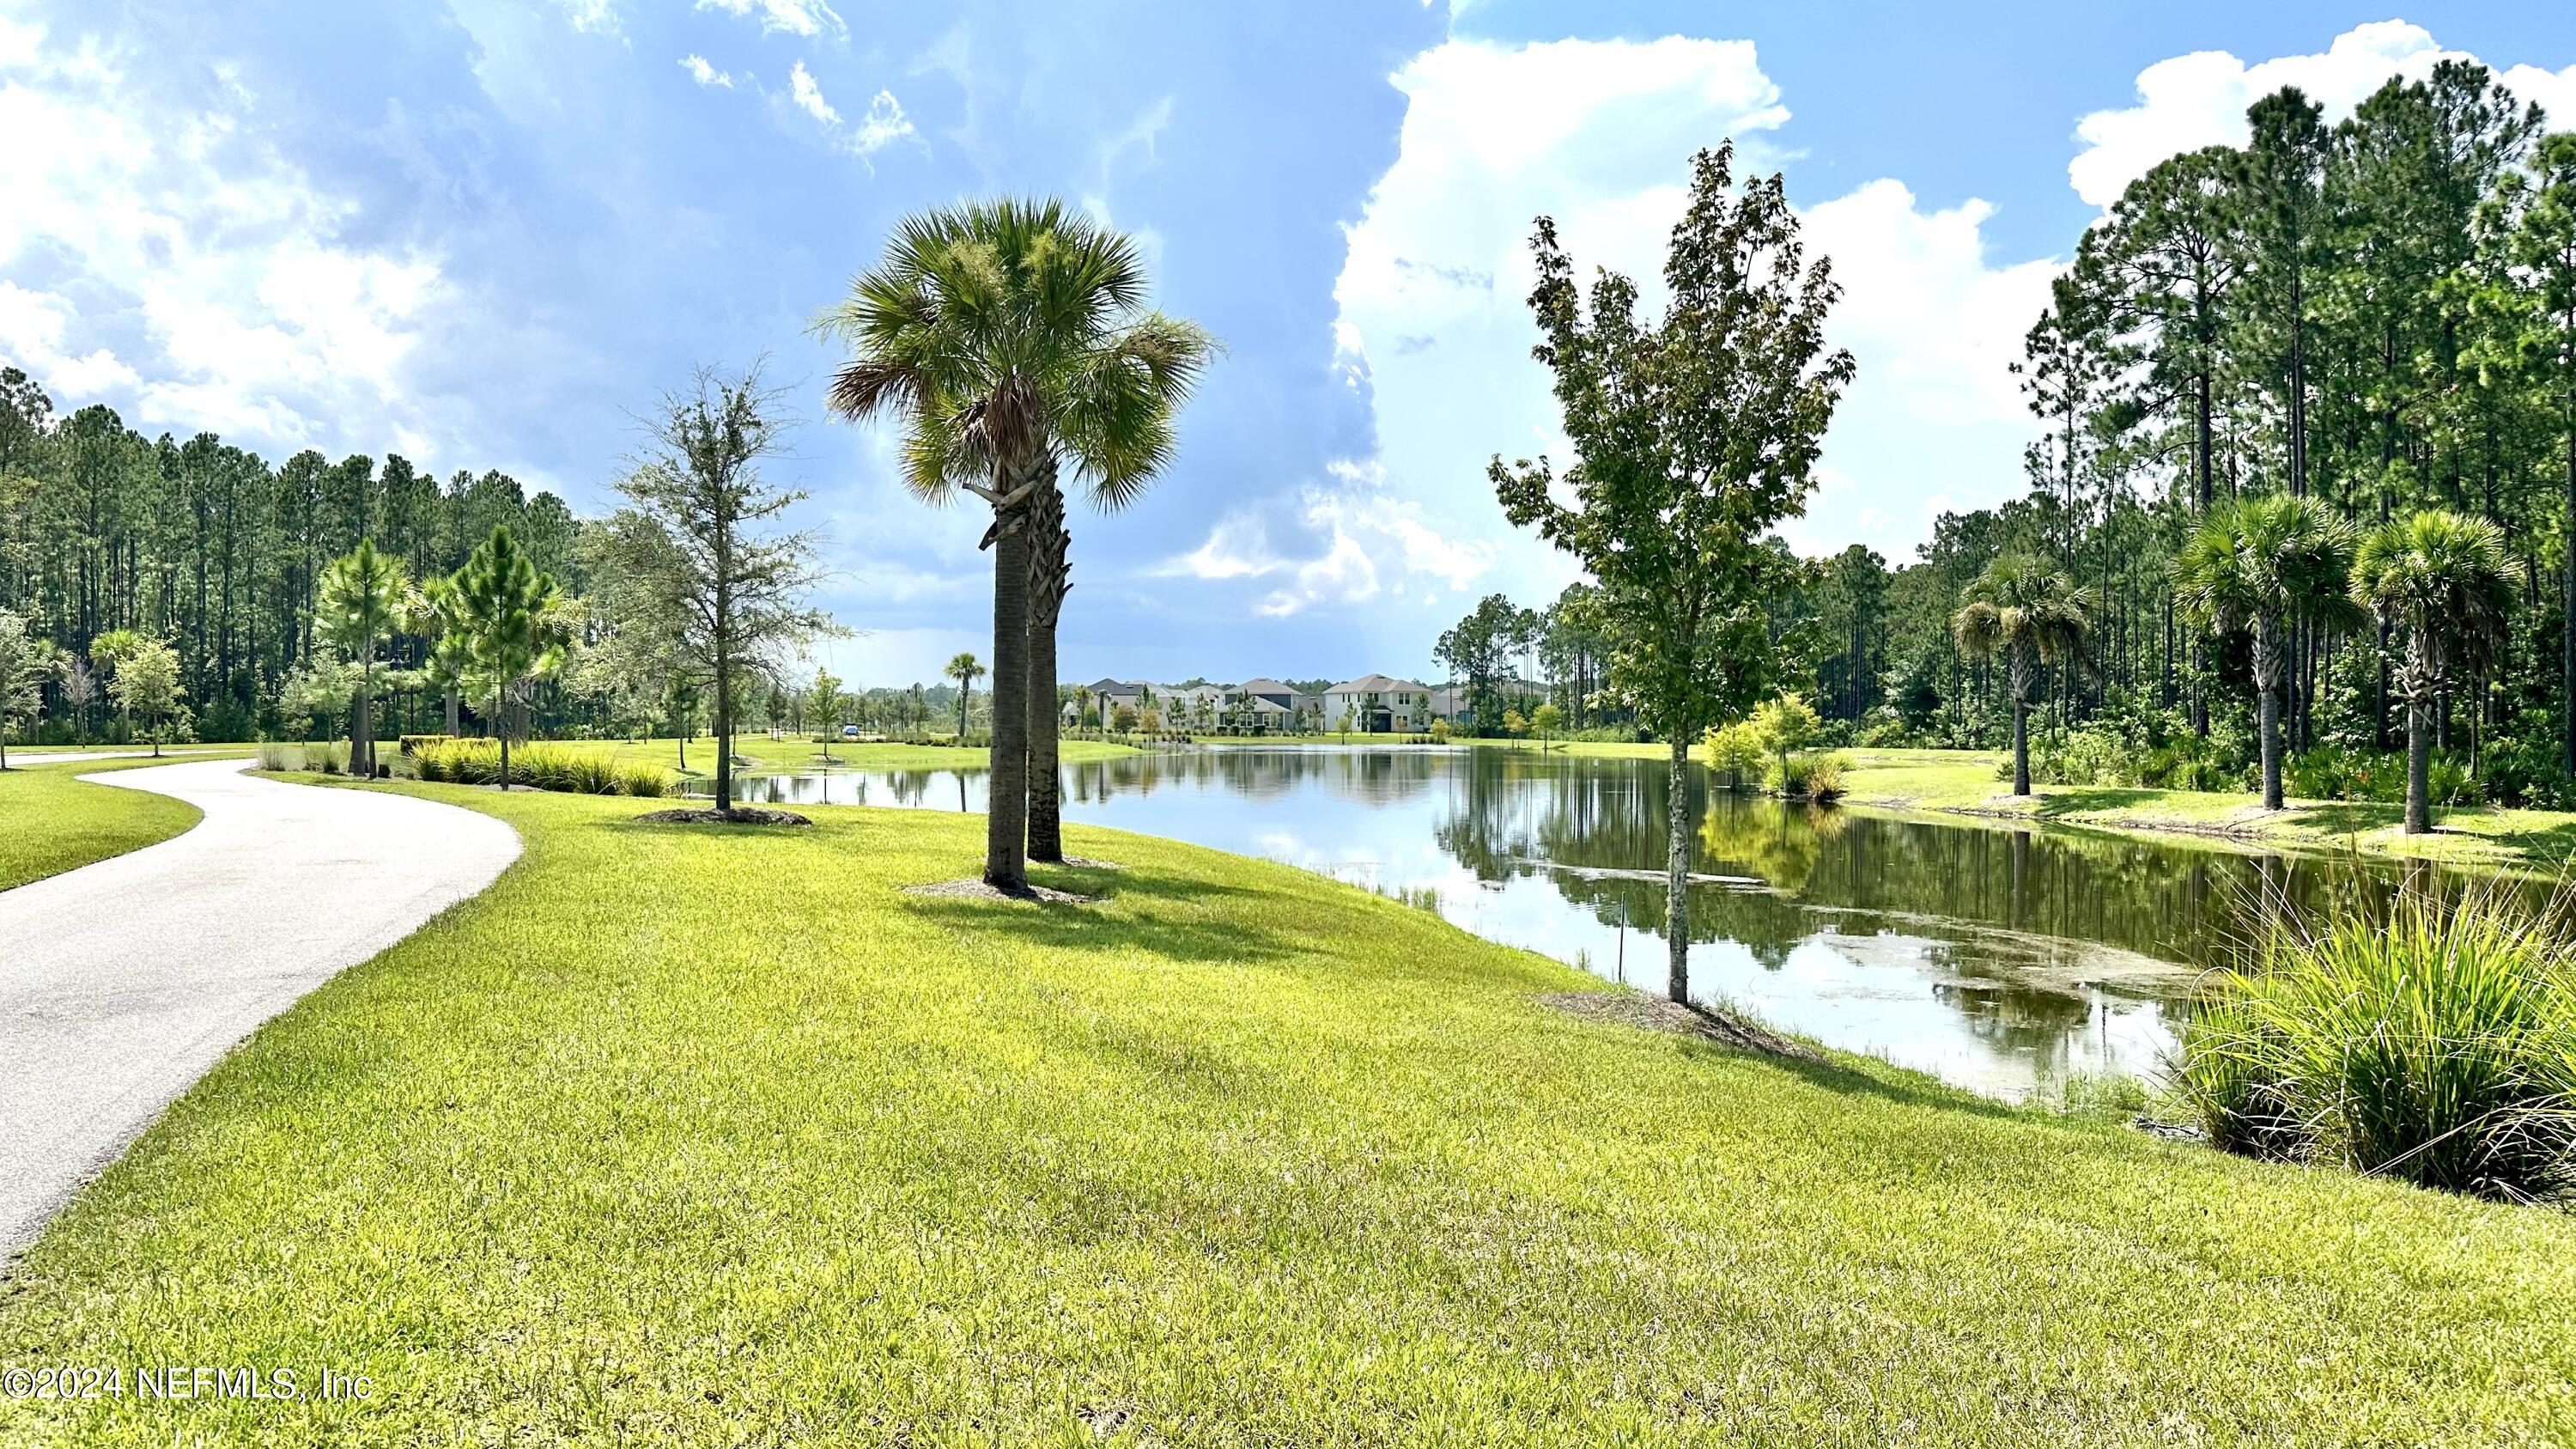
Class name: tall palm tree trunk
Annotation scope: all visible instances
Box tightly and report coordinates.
[2254,613,2283,811]
[984,480,1036,892]
[1664,734,1691,1004]
[1026,468,1070,863]
[2403,642,2437,836]
[2008,652,2033,795]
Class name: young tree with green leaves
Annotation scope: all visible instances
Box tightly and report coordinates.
[1951,556,2093,797]
[2172,496,2363,809]
[1492,142,1854,1005]
[454,526,567,792]
[0,606,49,767]
[107,637,185,757]
[817,198,1212,889]
[2352,510,2514,834]
[612,368,833,816]
[1531,701,1563,750]
[315,539,407,777]
[808,667,844,762]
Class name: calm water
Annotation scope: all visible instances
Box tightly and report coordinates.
[692,747,2518,1100]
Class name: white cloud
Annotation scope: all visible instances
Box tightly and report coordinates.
[696,0,844,40]
[1328,36,1786,599]
[1157,515,1284,581]
[552,0,621,36]
[1334,33,2052,576]
[787,61,915,160]
[0,23,454,458]
[789,60,839,126]
[2069,21,2576,207]
[678,54,735,89]
[848,88,914,155]
[1156,461,1498,618]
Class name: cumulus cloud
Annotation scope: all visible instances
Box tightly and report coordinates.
[1333,33,2044,574]
[1159,460,1497,618]
[0,21,453,457]
[678,54,734,89]
[696,0,844,40]
[2069,21,2576,207]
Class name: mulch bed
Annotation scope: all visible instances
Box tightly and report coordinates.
[902,879,1102,904]
[1535,990,1818,1062]
[632,807,813,826]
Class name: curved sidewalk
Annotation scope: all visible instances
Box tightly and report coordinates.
[0,759,521,1257]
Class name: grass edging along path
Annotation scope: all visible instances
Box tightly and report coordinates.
[3,779,2572,1445]
[0,754,239,892]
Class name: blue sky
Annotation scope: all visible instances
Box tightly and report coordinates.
[2,3,2570,689]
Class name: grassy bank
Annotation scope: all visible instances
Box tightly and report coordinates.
[1835,747,2576,873]
[0,755,225,892]
[3,782,2572,1444]
[562,734,1147,775]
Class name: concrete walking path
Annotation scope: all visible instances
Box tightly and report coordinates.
[0,758,520,1257]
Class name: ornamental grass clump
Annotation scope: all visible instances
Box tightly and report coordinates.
[2176,884,2576,1203]
[414,738,669,796]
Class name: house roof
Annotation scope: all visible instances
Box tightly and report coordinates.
[1327,674,1428,694]
[1236,677,1294,695]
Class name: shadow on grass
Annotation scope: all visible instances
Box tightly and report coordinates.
[897,864,1297,970]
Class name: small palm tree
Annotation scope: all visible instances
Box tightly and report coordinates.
[945,651,984,740]
[1951,555,2093,796]
[816,198,1212,890]
[2172,494,2365,810]
[318,539,410,778]
[2352,509,2513,834]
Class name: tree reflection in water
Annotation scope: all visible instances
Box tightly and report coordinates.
[702,748,2531,1099]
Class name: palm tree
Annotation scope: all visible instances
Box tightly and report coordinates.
[2352,509,2512,834]
[317,539,409,778]
[945,651,984,740]
[2172,495,2364,810]
[454,526,568,792]
[408,574,473,736]
[816,198,1211,890]
[1951,555,2093,796]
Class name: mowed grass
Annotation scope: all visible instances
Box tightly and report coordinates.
[0,755,221,892]
[4,782,2575,1446]
[1833,747,2576,873]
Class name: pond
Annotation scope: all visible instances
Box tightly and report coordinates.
[690,747,2515,1101]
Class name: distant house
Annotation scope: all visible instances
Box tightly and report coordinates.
[1322,674,1435,733]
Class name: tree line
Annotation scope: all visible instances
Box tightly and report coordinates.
[1809,64,2574,807]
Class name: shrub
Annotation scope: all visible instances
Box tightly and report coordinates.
[255,741,297,770]
[305,740,349,775]
[1770,751,1846,801]
[2173,887,2576,1202]
[1702,719,1765,789]
[1428,719,1451,745]
[618,764,671,798]
[398,734,453,757]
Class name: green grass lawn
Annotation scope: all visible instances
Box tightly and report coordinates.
[0,754,228,892]
[1833,747,2576,873]
[3,779,2571,1445]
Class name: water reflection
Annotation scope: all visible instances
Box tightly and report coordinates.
[696,748,2520,1100]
